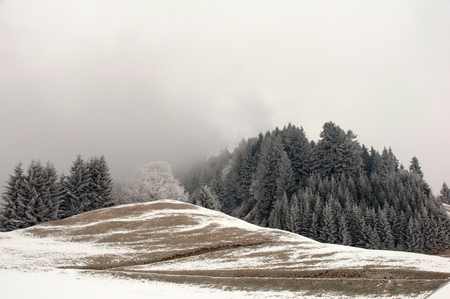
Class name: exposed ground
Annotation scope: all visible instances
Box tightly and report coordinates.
[1,200,450,298]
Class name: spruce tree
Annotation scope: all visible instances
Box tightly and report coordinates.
[191,185,221,210]
[0,163,27,230]
[60,155,91,218]
[276,150,295,200]
[251,133,285,226]
[281,124,312,189]
[87,155,114,211]
[312,122,363,179]
[319,201,337,244]
[286,194,300,233]
[409,156,424,178]
[439,182,450,204]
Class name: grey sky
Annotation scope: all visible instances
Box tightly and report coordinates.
[1,1,449,195]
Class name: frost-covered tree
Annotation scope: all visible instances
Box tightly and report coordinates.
[251,133,285,226]
[111,181,134,205]
[281,124,312,189]
[1,163,28,231]
[1,161,63,230]
[190,185,221,210]
[129,161,188,202]
[439,182,450,204]
[86,155,114,210]
[409,156,423,178]
[312,122,363,178]
[60,155,92,218]
[26,161,62,223]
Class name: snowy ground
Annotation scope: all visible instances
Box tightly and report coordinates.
[0,269,315,299]
[1,199,449,298]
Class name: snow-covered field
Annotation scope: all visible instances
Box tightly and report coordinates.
[1,200,449,298]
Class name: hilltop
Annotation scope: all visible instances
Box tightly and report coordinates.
[1,200,449,298]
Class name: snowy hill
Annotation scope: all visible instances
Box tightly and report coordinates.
[1,200,449,298]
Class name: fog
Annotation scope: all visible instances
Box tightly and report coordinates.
[1,1,449,195]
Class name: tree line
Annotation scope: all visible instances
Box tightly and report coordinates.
[1,157,192,232]
[0,155,113,231]
[180,122,450,254]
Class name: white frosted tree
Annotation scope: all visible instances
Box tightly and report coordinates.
[128,161,188,202]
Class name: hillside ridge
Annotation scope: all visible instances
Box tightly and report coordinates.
[2,199,450,298]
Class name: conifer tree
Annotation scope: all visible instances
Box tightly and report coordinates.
[60,155,92,218]
[339,213,352,245]
[310,195,323,239]
[281,124,312,189]
[286,194,300,233]
[86,155,114,210]
[1,161,63,230]
[190,185,221,210]
[297,190,313,237]
[0,163,27,230]
[376,208,395,250]
[409,156,424,178]
[319,201,337,243]
[276,151,295,200]
[42,162,63,221]
[251,133,285,226]
[312,122,363,178]
[439,182,450,204]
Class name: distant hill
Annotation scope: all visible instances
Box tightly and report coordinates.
[1,200,449,298]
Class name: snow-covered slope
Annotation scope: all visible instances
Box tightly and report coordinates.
[1,200,449,298]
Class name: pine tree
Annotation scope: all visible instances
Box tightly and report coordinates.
[42,162,63,221]
[1,161,63,230]
[281,124,312,189]
[310,195,323,239]
[251,133,285,226]
[376,208,395,250]
[60,155,92,218]
[339,213,352,245]
[86,155,114,211]
[268,198,284,229]
[380,147,397,178]
[439,182,450,204]
[276,151,295,200]
[312,122,363,179]
[0,163,28,230]
[297,190,313,237]
[191,185,221,210]
[409,156,424,178]
[286,194,300,233]
[361,145,372,176]
[319,201,337,243]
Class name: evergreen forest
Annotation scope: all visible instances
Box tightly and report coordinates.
[0,155,114,231]
[180,122,450,254]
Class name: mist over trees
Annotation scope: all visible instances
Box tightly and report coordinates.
[1,155,113,231]
[180,122,450,254]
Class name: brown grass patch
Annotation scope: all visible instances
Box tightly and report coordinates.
[105,269,449,297]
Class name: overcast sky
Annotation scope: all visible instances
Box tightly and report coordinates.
[1,0,449,195]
